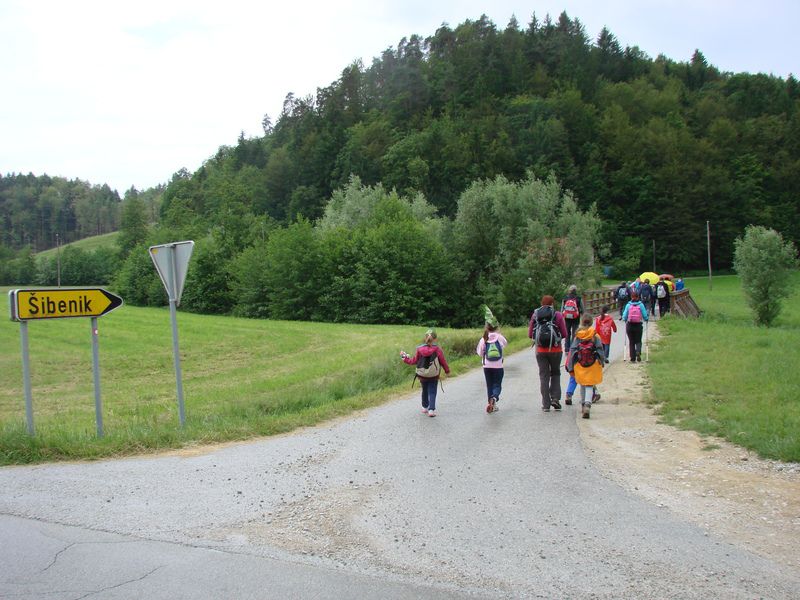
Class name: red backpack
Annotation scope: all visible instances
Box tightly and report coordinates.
[595,316,612,339]
[576,338,597,367]
[562,297,579,319]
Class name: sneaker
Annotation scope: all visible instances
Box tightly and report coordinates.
[421,408,429,414]
[428,409,437,417]
[551,399,562,411]
[564,395,573,406]
[582,404,590,419]
[542,406,551,412]
[487,396,497,413]
[592,393,601,403]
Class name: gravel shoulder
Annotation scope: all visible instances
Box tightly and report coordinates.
[579,322,800,571]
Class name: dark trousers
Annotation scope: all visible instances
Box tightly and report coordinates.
[536,352,562,408]
[483,368,504,401]
[658,298,670,317]
[421,380,438,410]
[626,322,643,361]
[564,317,580,349]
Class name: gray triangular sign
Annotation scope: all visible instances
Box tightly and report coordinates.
[149,241,194,305]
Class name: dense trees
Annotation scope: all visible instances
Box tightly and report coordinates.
[3,11,798,326]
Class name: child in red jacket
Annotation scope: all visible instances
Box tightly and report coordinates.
[593,305,617,364]
[401,328,450,417]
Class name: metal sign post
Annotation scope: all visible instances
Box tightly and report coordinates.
[9,287,123,437]
[20,319,35,435]
[149,241,194,427]
[90,317,104,437]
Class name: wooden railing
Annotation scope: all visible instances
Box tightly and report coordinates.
[581,288,617,317]
[579,287,699,318]
[670,288,701,317]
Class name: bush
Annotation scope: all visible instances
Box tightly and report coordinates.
[733,225,798,326]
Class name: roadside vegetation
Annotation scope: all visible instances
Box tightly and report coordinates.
[0,299,528,464]
[648,273,800,462]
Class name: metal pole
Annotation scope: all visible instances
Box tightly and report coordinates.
[20,321,35,435]
[170,298,185,427]
[706,221,712,291]
[652,239,656,272]
[169,246,186,426]
[90,317,104,437]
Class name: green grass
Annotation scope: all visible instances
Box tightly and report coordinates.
[648,273,800,462]
[0,300,529,464]
[36,231,119,259]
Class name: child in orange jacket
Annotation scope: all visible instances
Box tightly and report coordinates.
[567,315,605,419]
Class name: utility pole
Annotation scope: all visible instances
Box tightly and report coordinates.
[652,239,656,272]
[56,232,61,287]
[706,221,712,291]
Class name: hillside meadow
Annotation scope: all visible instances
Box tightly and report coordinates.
[0,292,528,464]
[649,273,800,462]
[35,231,119,260]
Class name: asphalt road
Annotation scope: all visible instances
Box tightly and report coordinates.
[2,322,799,599]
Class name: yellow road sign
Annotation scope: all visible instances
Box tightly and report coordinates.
[12,288,123,321]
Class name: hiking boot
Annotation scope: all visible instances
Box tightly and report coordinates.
[551,399,562,411]
[487,396,497,413]
[542,406,550,412]
[592,393,601,403]
[564,395,573,406]
[428,409,437,417]
[582,404,590,419]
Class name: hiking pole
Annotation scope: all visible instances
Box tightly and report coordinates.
[623,327,628,362]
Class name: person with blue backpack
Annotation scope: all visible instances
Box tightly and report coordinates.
[476,305,508,414]
[622,292,649,362]
[616,281,631,318]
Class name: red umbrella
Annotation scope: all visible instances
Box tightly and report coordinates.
[659,273,674,280]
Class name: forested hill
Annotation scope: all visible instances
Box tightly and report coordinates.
[3,12,798,276]
[159,11,798,270]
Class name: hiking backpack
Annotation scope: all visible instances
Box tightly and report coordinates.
[627,303,643,323]
[640,283,652,302]
[535,306,562,348]
[617,286,630,301]
[484,340,503,362]
[415,352,440,379]
[657,284,667,299]
[562,297,579,319]
[576,338,597,368]
[595,316,612,339]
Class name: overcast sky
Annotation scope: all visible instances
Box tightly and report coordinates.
[1,0,797,195]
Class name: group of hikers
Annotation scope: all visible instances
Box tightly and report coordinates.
[401,281,667,420]
[615,275,682,320]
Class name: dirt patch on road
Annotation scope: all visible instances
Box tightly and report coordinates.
[579,323,800,570]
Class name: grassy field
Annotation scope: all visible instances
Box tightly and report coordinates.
[648,273,800,462]
[0,295,529,464]
[35,231,119,260]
